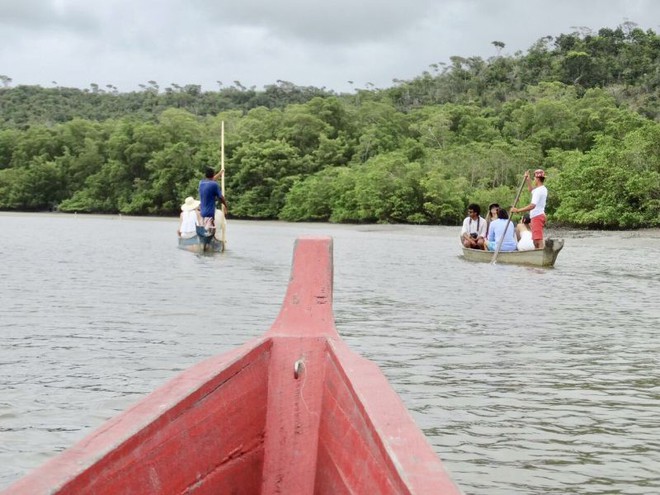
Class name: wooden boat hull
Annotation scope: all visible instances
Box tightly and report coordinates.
[5,237,461,495]
[177,234,224,253]
[462,237,564,267]
[178,209,227,253]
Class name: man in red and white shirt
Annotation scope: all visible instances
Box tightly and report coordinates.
[512,169,548,249]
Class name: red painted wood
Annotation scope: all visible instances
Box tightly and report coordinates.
[4,236,462,495]
[267,237,336,339]
[319,342,462,494]
[5,341,272,494]
[317,353,401,494]
[261,336,327,493]
[261,237,336,492]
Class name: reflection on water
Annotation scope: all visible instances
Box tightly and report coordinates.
[1,213,659,494]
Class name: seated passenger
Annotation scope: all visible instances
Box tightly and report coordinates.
[177,196,202,239]
[460,203,487,249]
[487,208,517,252]
[516,213,535,251]
[483,203,500,243]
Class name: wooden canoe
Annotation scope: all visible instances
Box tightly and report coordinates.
[177,210,227,254]
[177,233,224,253]
[462,237,564,267]
[5,237,461,495]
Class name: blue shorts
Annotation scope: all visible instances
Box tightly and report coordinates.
[488,241,516,252]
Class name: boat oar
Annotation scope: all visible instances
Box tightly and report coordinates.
[491,172,527,264]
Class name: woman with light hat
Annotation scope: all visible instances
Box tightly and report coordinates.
[177,196,202,239]
[511,169,548,249]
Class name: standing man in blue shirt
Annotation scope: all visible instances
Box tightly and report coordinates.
[198,167,228,233]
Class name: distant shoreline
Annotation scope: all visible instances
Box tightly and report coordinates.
[2,210,659,234]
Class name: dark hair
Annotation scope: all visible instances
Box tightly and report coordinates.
[488,203,500,210]
[537,176,545,184]
[522,213,531,224]
[467,203,481,215]
[497,208,509,220]
[204,167,215,179]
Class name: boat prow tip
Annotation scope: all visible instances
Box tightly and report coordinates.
[268,237,337,338]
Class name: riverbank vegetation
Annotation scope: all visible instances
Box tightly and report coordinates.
[1,25,658,228]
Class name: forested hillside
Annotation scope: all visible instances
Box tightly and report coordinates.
[1,25,658,228]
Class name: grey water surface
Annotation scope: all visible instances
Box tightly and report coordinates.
[1,212,659,494]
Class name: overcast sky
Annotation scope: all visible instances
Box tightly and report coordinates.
[1,0,658,94]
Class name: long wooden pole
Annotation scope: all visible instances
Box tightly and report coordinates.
[491,173,527,264]
[221,121,225,196]
[220,121,227,245]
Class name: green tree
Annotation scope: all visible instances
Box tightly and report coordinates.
[229,139,303,218]
[338,152,425,223]
[4,157,65,210]
[551,124,660,228]
[279,168,341,221]
[420,172,470,225]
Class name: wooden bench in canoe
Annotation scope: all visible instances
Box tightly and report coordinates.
[5,237,461,495]
[462,237,564,267]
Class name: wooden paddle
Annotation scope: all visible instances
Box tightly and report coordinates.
[491,172,528,264]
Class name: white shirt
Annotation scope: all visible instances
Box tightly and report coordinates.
[461,216,487,238]
[180,210,200,238]
[517,230,535,251]
[530,185,547,218]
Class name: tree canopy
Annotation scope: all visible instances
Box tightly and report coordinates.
[1,24,658,229]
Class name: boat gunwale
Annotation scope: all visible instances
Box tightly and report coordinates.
[461,237,564,267]
[324,337,461,493]
[4,337,273,494]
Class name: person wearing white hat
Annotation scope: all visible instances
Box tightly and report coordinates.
[177,196,202,239]
[511,169,547,248]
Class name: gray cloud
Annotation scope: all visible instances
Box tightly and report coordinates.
[1,0,658,93]
[0,0,98,31]
[189,0,442,44]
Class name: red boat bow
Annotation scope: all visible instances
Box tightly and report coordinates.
[5,237,461,495]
